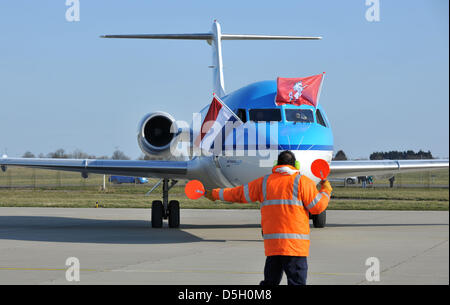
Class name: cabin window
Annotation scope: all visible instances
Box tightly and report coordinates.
[285,109,314,123]
[249,109,282,122]
[316,109,327,127]
[236,109,247,123]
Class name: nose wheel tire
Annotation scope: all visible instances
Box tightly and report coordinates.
[312,210,326,228]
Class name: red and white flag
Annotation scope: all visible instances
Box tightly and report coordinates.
[275,73,325,107]
[195,94,243,153]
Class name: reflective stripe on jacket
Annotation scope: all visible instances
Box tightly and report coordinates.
[212,165,330,257]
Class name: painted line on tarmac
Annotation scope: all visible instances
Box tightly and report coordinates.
[0,266,360,277]
[0,267,97,272]
[108,269,263,274]
[0,266,258,274]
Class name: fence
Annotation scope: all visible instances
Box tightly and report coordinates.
[0,167,448,189]
[331,169,449,189]
[1,167,112,189]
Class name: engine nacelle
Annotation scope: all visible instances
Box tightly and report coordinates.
[137,112,180,159]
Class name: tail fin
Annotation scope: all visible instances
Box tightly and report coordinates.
[101,20,322,98]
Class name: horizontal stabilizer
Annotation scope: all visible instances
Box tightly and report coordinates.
[222,34,322,40]
[100,33,213,40]
[101,33,322,41]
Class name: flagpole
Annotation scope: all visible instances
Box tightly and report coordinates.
[315,72,326,108]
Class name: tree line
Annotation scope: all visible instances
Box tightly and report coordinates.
[23,148,436,161]
[332,149,434,160]
[22,149,131,160]
[369,150,433,160]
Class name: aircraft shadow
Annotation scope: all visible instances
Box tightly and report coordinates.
[2,216,443,245]
[0,216,231,245]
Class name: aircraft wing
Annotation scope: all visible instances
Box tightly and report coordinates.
[329,159,449,178]
[0,157,187,179]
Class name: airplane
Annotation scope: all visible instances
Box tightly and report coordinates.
[1,21,448,229]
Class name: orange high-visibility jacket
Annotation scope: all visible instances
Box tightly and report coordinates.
[212,165,330,257]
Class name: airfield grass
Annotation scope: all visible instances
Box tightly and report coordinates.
[0,168,448,211]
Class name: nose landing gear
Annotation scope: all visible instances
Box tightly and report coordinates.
[310,210,326,228]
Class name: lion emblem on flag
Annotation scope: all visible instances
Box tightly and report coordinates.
[288,81,308,102]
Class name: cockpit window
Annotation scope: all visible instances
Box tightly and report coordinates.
[285,109,314,123]
[316,109,327,127]
[236,109,247,123]
[249,109,282,122]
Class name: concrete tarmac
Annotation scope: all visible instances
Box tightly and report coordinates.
[0,207,448,285]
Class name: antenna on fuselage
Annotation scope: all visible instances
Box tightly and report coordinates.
[101,20,322,98]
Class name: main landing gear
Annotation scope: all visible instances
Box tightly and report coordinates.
[151,178,180,228]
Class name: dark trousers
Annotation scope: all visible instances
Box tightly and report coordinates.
[259,256,308,285]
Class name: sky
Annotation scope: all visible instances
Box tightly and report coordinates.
[0,0,448,160]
